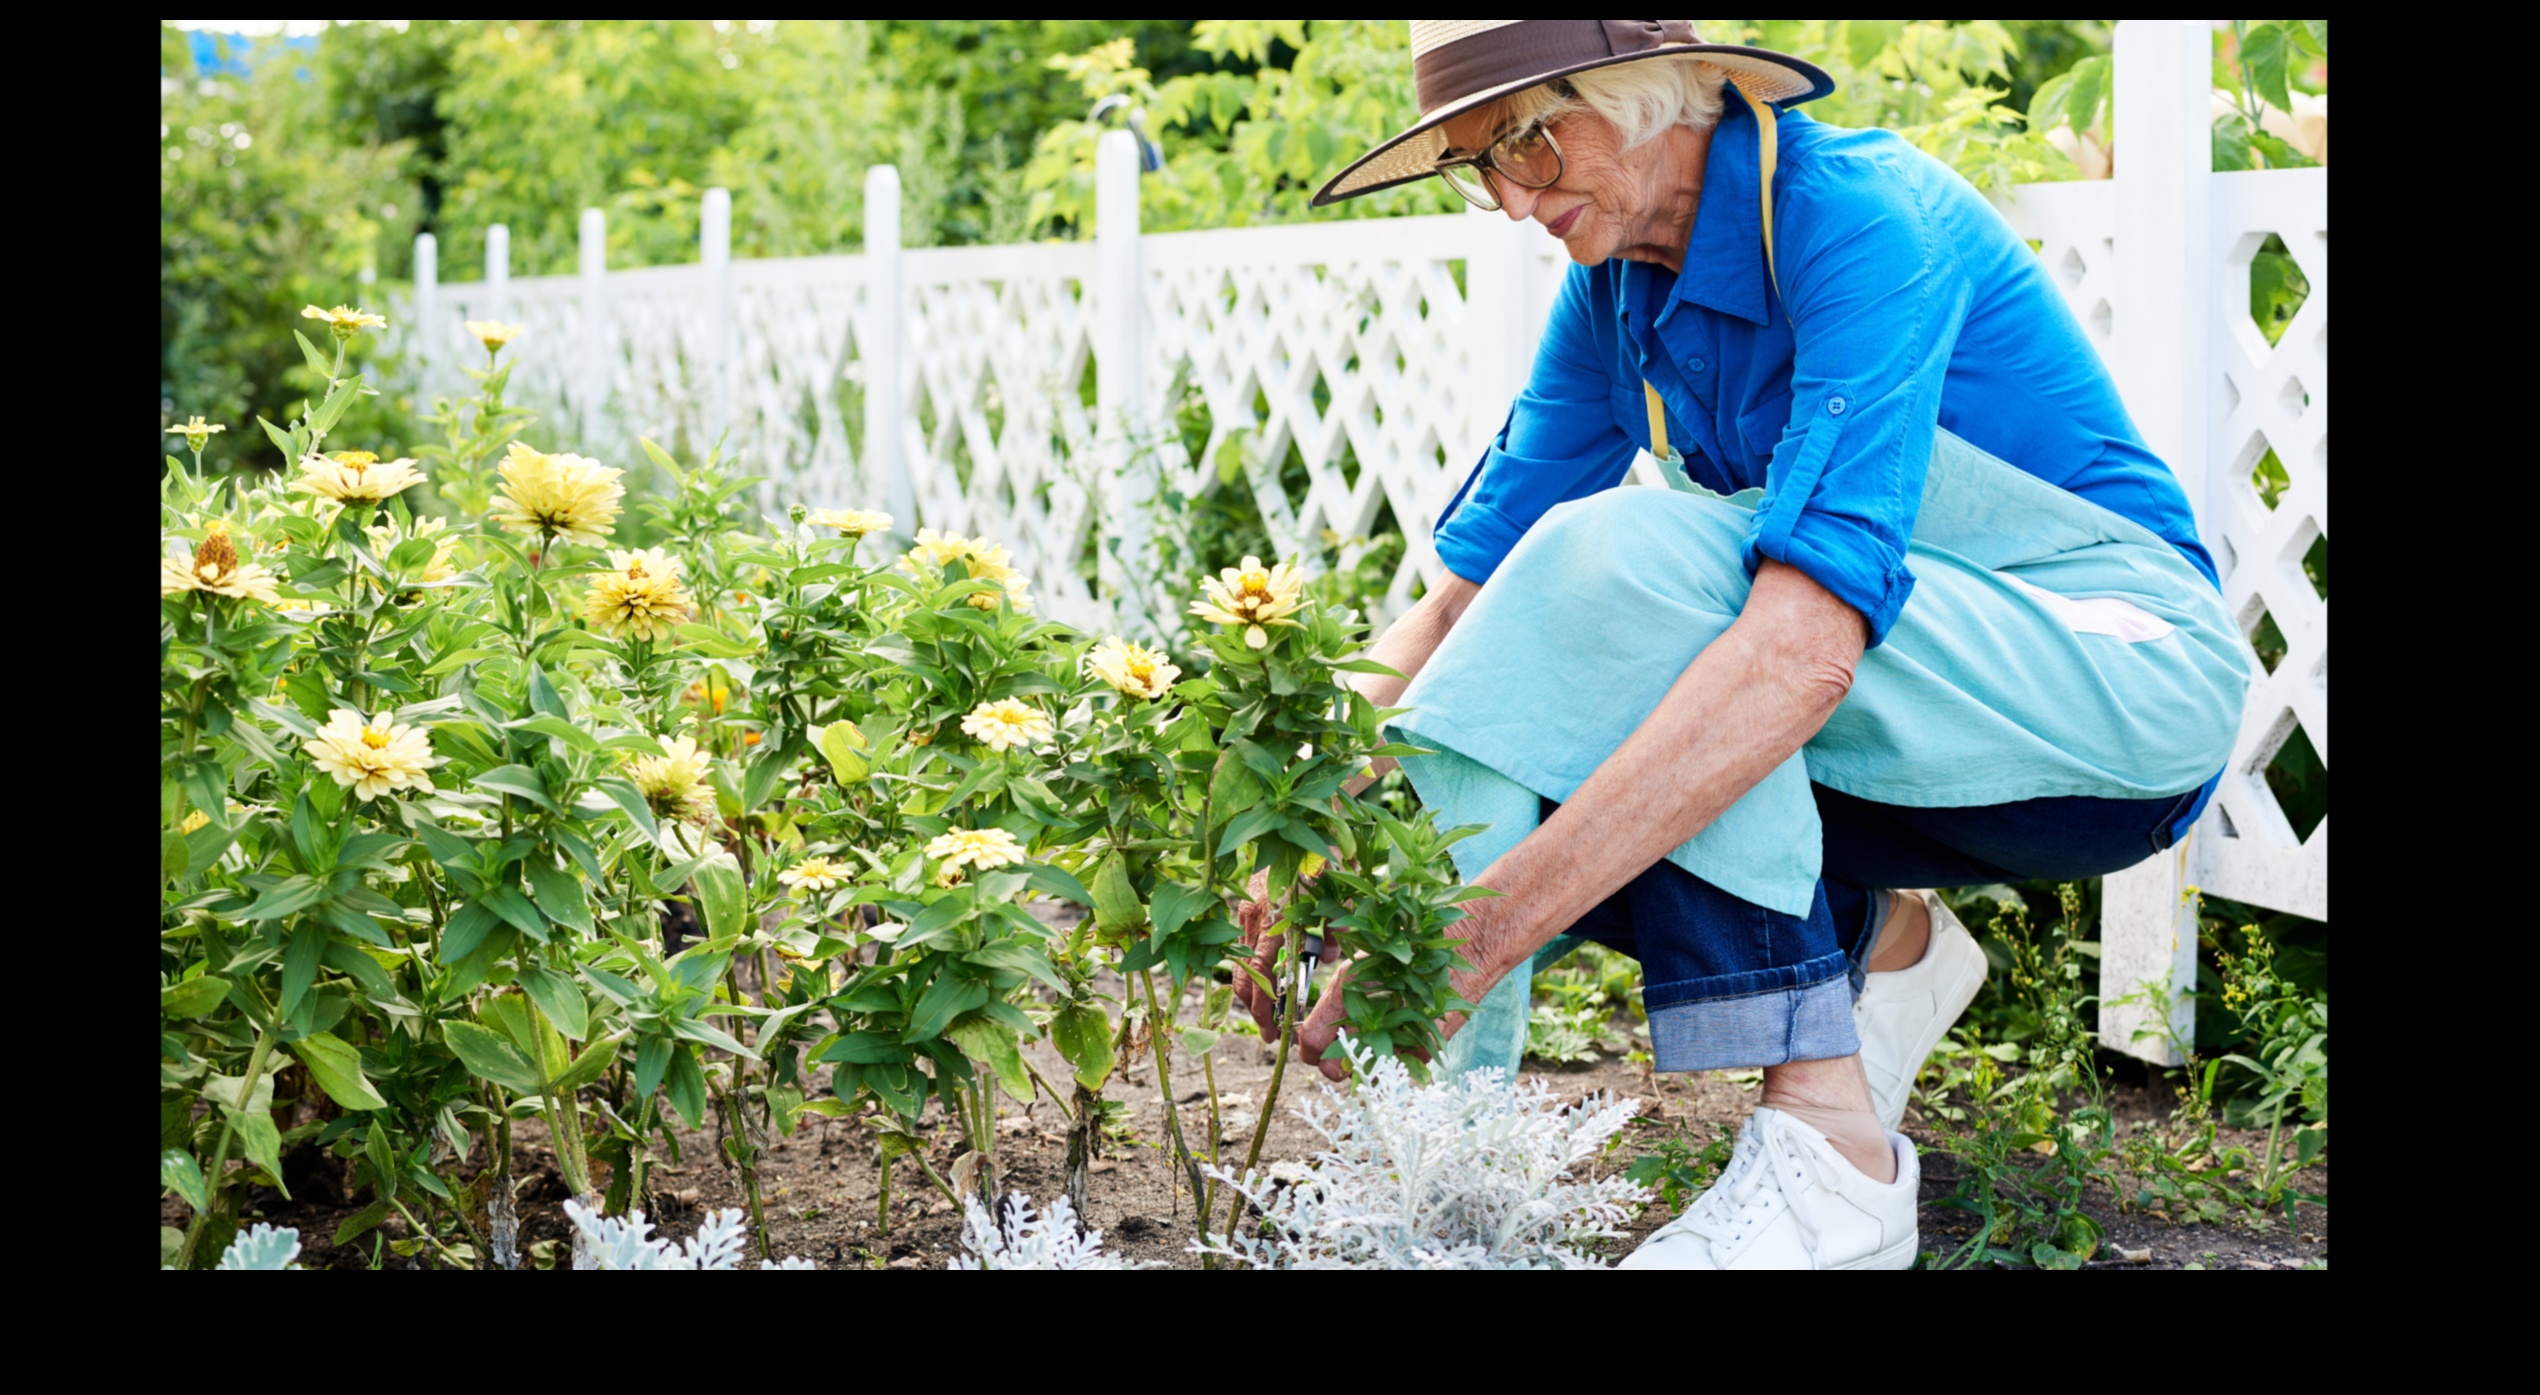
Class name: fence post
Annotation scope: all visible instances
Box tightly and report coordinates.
[485,223,510,320]
[701,188,735,453]
[412,232,437,394]
[1455,205,1534,567]
[2097,19,2215,1066]
[863,166,910,541]
[1094,129,1153,631]
[578,207,609,448]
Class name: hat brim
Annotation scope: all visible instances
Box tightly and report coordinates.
[1311,46,1833,208]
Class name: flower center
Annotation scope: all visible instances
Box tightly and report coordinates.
[625,559,648,579]
[1240,569,1269,595]
[1126,654,1154,679]
[360,725,392,750]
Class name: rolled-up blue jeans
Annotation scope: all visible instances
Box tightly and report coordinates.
[1527,779,2204,1072]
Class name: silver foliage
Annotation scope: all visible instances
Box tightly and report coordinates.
[1198,1036,1650,1269]
[564,1200,815,1270]
[951,1192,1153,1270]
[212,1223,304,1270]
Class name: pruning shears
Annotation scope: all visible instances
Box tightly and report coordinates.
[1276,932,1324,1024]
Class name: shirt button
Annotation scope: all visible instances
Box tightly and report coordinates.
[1827,396,1847,416]
[1689,358,1705,372]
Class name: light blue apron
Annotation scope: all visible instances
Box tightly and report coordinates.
[1403,90,2251,1079]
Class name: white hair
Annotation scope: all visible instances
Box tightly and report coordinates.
[1496,58,1730,149]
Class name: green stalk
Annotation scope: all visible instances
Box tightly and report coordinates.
[1223,947,1302,1242]
[1139,970,1210,1228]
[877,1151,894,1235]
[177,1012,282,1269]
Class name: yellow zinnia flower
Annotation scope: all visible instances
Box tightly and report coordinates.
[465,319,524,352]
[494,442,624,546]
[1191,555,1306,650]
[302,304,388,341]
[178,809,212,835]
[166,416,226,451]
[897,528,1033,613]
[624,735,716,822]
[807,508,894,538]
[925,827,1028,876]
[580,547,692,642]
[960,698,1055,753]
[161,521,282,606]
[293,450,426,503]
[364,515,459,583]
[1083,636,1180,701]
[305,708,443,801]
[777,856,846,894]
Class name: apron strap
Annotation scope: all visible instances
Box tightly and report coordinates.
[1645,83,1785,473]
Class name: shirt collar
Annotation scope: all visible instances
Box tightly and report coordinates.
[1659,94,1771,329]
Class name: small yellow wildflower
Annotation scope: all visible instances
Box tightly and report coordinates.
[364,515,460,583]
[179,809,212,835]
[302,304,388,342]
[165,416,226,451]
[465,319,524,353]
[293,450,426,503]
[777,857,846,894]
[161,521,282,606]
[807,508,894,538]
[305,708,443,801]
[580,547,693,642]
[494,441,625,546]
[926,827,1027,876]
[960,698,1055,753]
[624,735,716,822]
[1083,636,1180,701]
[898,528,1034,613]
[1191,555,1306,650]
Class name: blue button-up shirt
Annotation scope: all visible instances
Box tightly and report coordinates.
[1433,98,2217,647]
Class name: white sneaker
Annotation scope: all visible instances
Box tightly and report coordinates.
[1617,1108,1918,1270]
[1856,891,1988,1132]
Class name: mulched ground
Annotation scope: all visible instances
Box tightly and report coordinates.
[185,970,2327,1271]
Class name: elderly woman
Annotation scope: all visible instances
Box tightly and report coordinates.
[1234,21,2247,1270]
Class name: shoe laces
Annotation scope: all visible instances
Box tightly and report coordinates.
[1674,1116,1835,1261]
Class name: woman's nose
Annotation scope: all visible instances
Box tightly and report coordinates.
[1500,182,1539,221]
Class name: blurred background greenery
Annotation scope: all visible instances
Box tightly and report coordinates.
[163,19,2133,454]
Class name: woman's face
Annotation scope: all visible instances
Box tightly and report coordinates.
[1440,99,1706,270]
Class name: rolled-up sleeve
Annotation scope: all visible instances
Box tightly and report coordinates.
[1742,163,1970,646]
[1433,266,1638,584]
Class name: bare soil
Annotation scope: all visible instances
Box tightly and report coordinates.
[190,975,2327,1271]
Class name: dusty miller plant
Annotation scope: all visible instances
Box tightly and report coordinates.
[564,1200,815,1270]
[1199,1036,1649,1269]
[951,1192,1152,1270]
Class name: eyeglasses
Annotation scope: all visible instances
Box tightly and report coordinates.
[1435,118,1565,212]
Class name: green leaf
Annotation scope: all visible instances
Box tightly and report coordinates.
[636,1035,672,1100]
[479,883,547,940]
[334,1199,395,1246]
[525,861,594,935]
[663,1043,708,1128]
[669,1014,761,1059]
[161,828,190,886]
[294,329,334,377]
[594,777,660,841]
[516,964,590,1040]
[511,716,599,753]
[691,853,749,941]
[221,1105,288,1199]
[1050,1002,1116,1090]
[907,971,989,1041]
[527,665,570,721]
[1021,862,1094,906]
[438,900,502,963]
[162,1150,209,1211]
[474,764,558,811]
[289,1032,388,1111]
[551,1031,624,1093]
[238,875,328,922]
[948,1021,1034,1105]
[815,721,871,783]
[1090,850,1144,933]
[965,941,1066,993]
[1149,881,1217,946]
[443,1020,545,1094]
[279,922,323,1018]
[740,737,792,812]
[2239,21,2296,119]
[161,975,231,1019]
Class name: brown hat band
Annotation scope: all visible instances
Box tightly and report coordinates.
[1415,19,1700,113]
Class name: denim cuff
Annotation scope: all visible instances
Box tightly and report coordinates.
[1645,966,1861,1072]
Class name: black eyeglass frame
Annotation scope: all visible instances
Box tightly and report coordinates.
[1433,118,1567,212]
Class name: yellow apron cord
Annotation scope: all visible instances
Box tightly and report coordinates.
[1647,84,1784,468]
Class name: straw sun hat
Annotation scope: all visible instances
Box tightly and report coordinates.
[1312,20,1832,207]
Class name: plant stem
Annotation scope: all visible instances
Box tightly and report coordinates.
[877,1151,894,1235]
[1020,1057,1076,1123]
[1224,947,1301,1241]
[1139,969,1210,1231]
[177,1011,282,1268]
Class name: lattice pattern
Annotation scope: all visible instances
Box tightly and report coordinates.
[2202,170,2327,916]
[734,261,870,517]
[899,244,1103,628]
